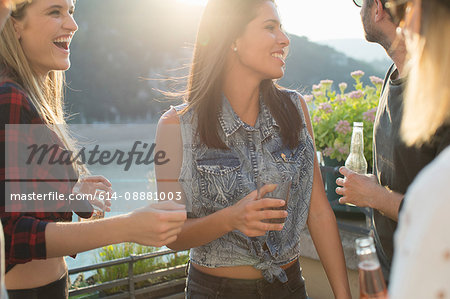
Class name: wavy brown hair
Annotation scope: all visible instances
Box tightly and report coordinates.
[182,0,302,149]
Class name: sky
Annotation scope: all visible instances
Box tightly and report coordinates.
[175,0,365,41]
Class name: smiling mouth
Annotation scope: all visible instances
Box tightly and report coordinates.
[53,37,71,51]
[54,41,69,50]
[271,53,284,59]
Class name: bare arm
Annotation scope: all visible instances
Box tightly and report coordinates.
[155,108,287,251]
[336,167,403,221]
[45,201,187,257]
[299,96,351,299]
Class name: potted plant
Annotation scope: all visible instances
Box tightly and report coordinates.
[305,71,382,212]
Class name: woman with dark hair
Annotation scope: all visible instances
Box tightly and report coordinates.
[156,0,351,298]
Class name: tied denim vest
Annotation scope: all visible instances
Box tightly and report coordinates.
[175,90,314,283]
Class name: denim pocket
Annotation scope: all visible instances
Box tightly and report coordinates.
[270,143,306,164]
[196,156,243,206]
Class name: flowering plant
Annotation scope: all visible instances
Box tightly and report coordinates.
[305,71,382,167]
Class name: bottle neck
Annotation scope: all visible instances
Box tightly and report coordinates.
[350,127,364,154]
[357,251,380,264]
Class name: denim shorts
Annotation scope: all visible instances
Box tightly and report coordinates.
[7,271,68,299]
[185,260,307,299]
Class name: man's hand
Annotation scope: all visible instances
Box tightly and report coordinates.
[336,166,382,208]
[336,166,403,221]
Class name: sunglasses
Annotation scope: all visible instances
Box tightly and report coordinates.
[385,0,413,26]
[353,0,363,7]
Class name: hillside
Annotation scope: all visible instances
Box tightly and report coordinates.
[66,0,384,123]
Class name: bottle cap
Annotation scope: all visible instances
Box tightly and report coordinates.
[355,236,375,255]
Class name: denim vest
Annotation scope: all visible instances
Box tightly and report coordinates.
[175,90,314,283]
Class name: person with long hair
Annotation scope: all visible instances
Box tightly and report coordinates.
[0,0,187,297]
[155,0,351,298]
[384,0,450,297]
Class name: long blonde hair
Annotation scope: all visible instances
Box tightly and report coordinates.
[0,1,84,174]
[401,0,450,146]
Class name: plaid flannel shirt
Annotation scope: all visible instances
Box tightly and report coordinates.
[0,80,89,273]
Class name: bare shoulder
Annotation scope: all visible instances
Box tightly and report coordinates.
[156,107,183,146]
[286,90,311,122]
[158,107,181,126]
[286,90,314,139]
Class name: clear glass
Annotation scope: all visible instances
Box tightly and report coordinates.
[355,237,388,299]
[257,171,292,224]
[316,151,325,167]
[345,122,368,175]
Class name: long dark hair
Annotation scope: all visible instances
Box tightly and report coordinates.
[183,0,302,149]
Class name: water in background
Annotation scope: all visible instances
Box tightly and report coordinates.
[65,124,164,280]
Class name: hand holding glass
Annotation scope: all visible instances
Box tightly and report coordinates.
[257,171,292,224]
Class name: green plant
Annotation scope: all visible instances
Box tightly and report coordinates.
[94,244,189,295]
[306,71,382,166]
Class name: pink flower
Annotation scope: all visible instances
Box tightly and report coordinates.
[335,94,346,104]
[370,76,383,85]
[363,107,377,123]
[323,147,334,157]
[320,79,333,85]
[313,91,324,97]
[304,95,314,103]
[351,70,365,79]
[320,79,333,89]
[348,90,364,99]
[335,120,352,135]
[313,115,322,123]
[318,103,333,114]
[338,146,349,155]
[312,84,322,91]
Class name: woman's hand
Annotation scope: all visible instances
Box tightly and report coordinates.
[126,201,187,247]
[228,184,287,237]
[72,175,113,213]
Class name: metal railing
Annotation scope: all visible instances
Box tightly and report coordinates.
[68,249,186,299]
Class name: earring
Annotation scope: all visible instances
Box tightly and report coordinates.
[233,47,237,52]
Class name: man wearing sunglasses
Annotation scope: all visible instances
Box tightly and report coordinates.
[337,0,450,284]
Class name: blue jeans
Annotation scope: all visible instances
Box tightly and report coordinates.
[185,260,307,299]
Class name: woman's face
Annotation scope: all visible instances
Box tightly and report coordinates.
[13,0,77,77]
[232,1,290,81]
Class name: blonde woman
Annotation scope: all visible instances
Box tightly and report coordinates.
[0,0,186,297]
[386,0,450,298]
